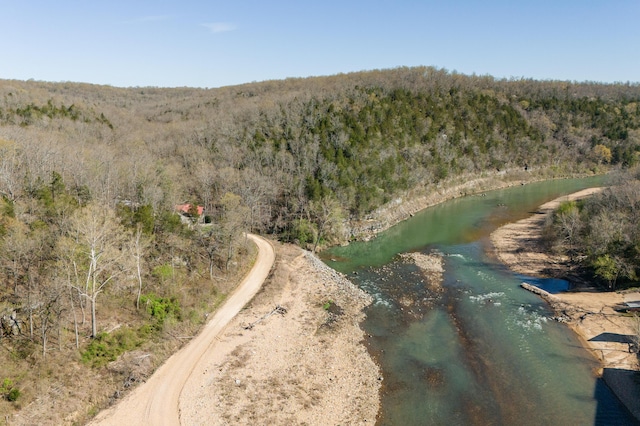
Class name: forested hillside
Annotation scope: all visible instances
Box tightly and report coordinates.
[545,167,640,290]
[1,66,639,422]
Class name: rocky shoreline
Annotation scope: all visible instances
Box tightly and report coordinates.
[347,167,590,241]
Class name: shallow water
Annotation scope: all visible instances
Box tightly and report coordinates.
[325,177,638,425]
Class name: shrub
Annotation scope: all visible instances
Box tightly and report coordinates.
[152,263,174,282]
[157,211,185,234]
[7,387,20,402]
[140,293,181,327]
[290,219,317,246]
[81,328,143,368]
[1,378,20,402]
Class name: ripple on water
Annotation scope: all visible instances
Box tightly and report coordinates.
[469,291,505,306]
[446,253,466,260]
[510,305,549,332]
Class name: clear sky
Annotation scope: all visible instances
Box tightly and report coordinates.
[1,0,638,88]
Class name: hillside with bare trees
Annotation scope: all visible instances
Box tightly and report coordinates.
[544,167,640,291]
[1,66,639,423]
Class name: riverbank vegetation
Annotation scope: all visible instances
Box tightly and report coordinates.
[1,66,639,422]
[544,167,640,290]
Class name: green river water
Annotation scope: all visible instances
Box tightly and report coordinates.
[324,176,638,425]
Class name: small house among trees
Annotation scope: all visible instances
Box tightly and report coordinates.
[175,203,205,224]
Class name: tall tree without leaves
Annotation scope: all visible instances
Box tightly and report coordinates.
[217,192,249,270]
[65,203,130,338]
[131,223,151,310]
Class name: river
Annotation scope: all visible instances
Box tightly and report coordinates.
[324,177,638,425]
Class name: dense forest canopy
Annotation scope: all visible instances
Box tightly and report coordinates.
[1,66,640,421]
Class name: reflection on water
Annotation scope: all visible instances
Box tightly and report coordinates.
[326,177,638,425]
[519,275,570,294]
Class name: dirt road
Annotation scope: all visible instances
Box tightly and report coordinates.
[90,234,275,426]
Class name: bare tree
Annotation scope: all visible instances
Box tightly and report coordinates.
[309,196,345,253]
[131,223,151,310]
[0,140,22,201]
[38,287,63,358]
[196,227,221,281]
[216,192,249,271]
[0,219,33,296]
[556,202,583,258]
[0,219,50,342]
[65,203,130,338]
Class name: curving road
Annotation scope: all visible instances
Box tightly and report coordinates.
[90,234,275,426]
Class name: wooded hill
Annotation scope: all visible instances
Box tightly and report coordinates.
[545,167,640,291]
[1,66,639,422]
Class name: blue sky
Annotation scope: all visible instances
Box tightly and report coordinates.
[0,1,638,88]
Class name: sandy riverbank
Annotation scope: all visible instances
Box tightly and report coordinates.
[179,240,380,425]
[490,187,640,419]
[490,187,604,279]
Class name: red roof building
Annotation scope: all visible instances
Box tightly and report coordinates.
[175,203,204,216]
